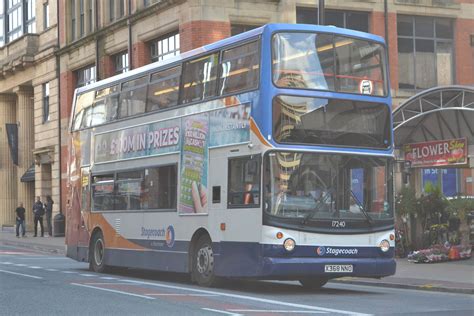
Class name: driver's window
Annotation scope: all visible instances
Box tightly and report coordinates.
[227,155,261,208]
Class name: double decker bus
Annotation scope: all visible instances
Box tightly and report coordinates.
[66,23,395,288]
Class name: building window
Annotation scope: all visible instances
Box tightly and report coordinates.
[43,2,50,29]
[87,0,92,32]
[150,32,180,63]
[0,0,38,46]
[231,24,260,36]
[296,7,369,33]
[109,0,114,21]
[71,0,76,40]
[76,65,96,87]
[7,0,24,42]
[25,0,35,33]
[42,82,50,123]
[69,0,94,41]
[114,51,129,74]
[421,168,459,197]
[119,0,124,18]
[0,1,4,46]
[397,15,453,91]
[79,0,84,37]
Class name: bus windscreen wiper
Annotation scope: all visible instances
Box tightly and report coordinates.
[301,189,332,225]
[350,190,373,226]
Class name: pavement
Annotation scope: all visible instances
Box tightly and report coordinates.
[1,228,473,295]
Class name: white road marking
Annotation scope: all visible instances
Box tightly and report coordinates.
[229,310,327,314]
[79,274,96,277]
[46,269,58,272]
[71,283,155,300]
[122,279,371,316]
[28,266,42,269]
[145,293,220,297]
[61,271,77,274]
[17,257,69,260]
[1,262,13,265]
[100,277,118,280]
[14,264,27,267]
[202,308,242,316]
[0,252,38,255]
[0,269,43,279]
[84,282,132,285]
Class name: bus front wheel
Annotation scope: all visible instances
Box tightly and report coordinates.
[192,235,218,287]
[90,231,107,273]
[299,277,328,290]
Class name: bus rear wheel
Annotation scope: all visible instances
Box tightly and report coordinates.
[192,235,218,287]
[90,231,107,273]
[299,277,328,290]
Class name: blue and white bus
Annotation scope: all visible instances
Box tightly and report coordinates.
[66,23,395,288]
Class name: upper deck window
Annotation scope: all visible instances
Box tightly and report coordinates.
[147,66,181,112]
[180,53,219,104]
[273,32,387,96]
[71,38,261,131]
[119,76,148,118]
[273,95,391,149]
[219,41,260,95]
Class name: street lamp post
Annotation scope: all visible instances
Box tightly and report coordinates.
[319,0,325,25]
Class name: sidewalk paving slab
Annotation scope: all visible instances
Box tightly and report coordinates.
[1,230,472,294]
[0,229,66,255]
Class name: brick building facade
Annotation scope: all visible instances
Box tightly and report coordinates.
[1,0,473,229]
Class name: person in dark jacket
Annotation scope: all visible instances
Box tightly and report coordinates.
[15,202,26,237]
[45,196,54,236]
[32,196,45,237]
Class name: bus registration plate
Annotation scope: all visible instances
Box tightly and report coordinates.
[324,265,353,273]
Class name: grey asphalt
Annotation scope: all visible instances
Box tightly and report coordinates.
[1,228,473,295]
[0,243,473,316]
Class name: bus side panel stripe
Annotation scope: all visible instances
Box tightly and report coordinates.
[250,118,272,147]
[89,213,146,250]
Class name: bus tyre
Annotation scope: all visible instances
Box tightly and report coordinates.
[192,235,218,287]
[90,231,107,273]
[299,277,328,290]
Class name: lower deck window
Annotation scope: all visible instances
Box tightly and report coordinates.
[228,155,261,208]
[91,165,177,211]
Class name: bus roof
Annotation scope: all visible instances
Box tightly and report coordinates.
[75,23,386,95]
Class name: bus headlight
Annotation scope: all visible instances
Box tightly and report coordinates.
[283,238,296,252]
[379,239,390,252]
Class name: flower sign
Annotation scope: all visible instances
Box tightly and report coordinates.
[404,138,467,168]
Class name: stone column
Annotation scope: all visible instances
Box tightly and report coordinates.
[0,93,18,227]
[15,86,35,230]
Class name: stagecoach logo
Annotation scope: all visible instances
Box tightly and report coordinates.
[316,246,326,256]
[359,79,373,95]
[316,246,359,256]
[165,225,175,248]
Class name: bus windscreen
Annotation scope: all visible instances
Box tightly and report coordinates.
[273,32,387,96]
[263,151,394,229]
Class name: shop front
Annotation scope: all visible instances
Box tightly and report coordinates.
[393,86,474,260]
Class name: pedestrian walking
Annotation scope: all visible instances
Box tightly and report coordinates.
[15,202,26,237]
[45,195,54,236]
[32,196,45,237]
